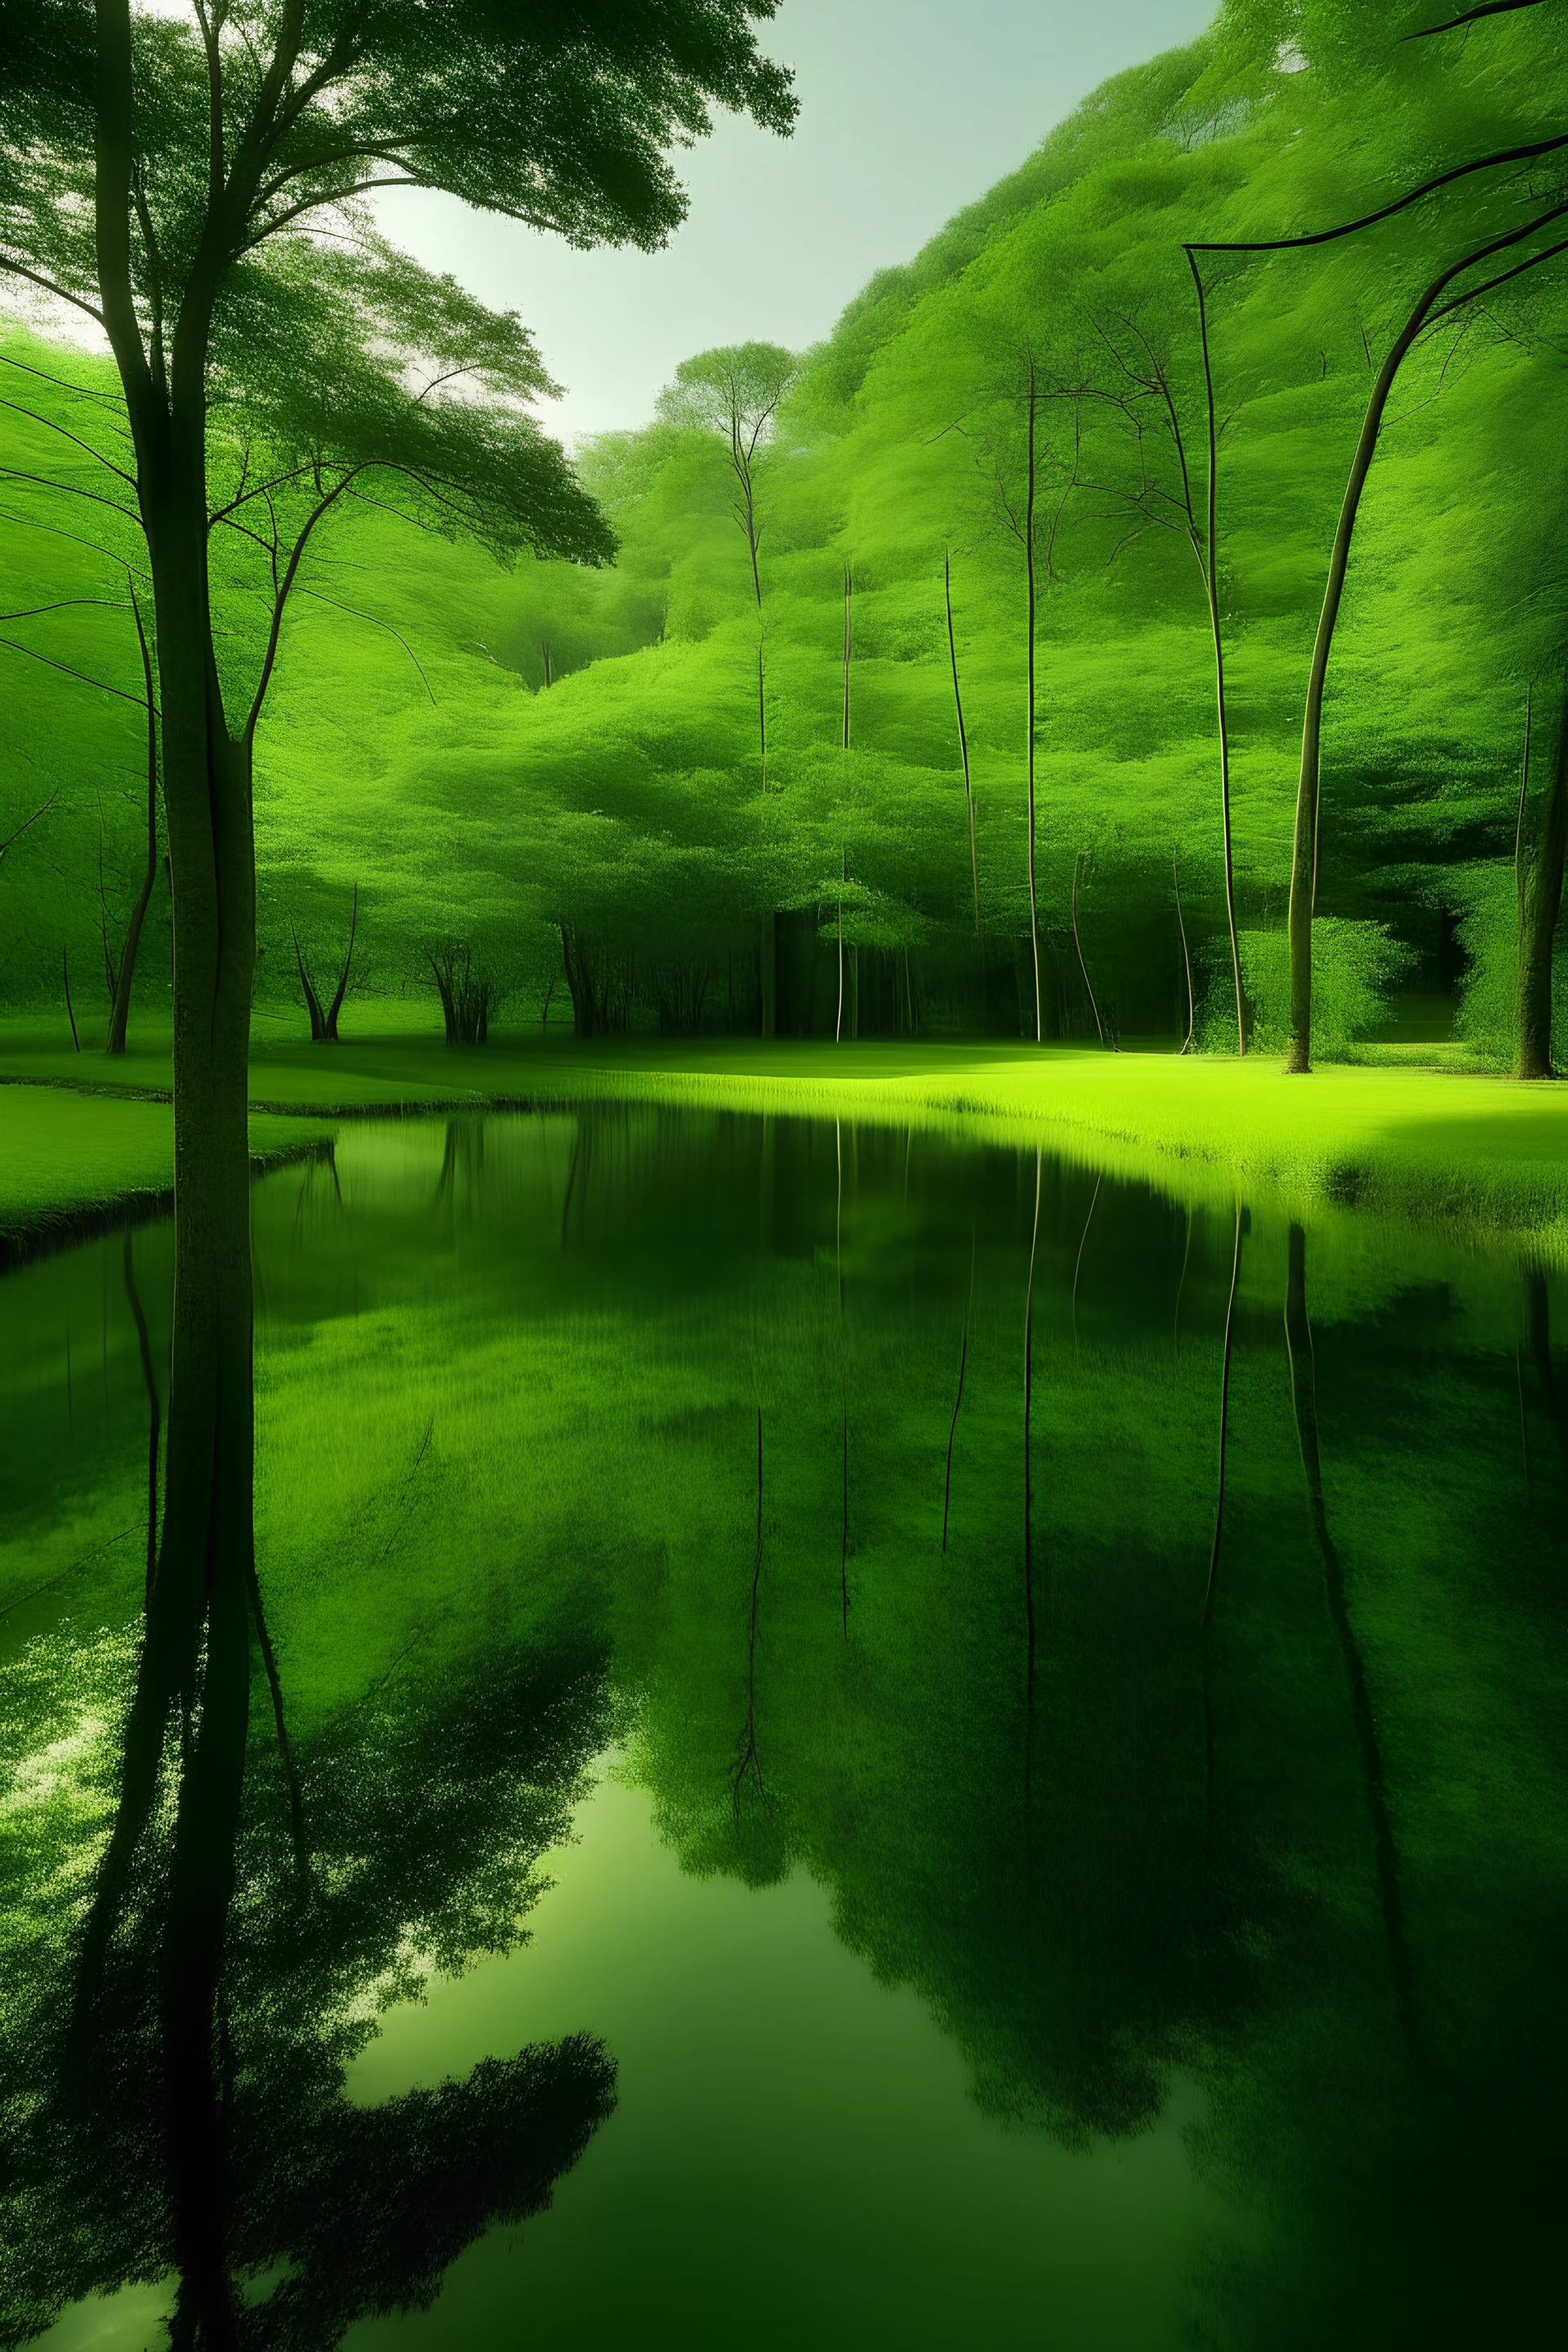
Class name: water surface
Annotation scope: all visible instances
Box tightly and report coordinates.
[2,1108,1563,2349]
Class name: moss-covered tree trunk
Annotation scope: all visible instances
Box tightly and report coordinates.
[1517,679,1568,1080]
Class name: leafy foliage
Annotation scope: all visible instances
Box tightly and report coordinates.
[4,3,1568,1054]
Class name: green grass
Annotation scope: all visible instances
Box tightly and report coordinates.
[2,1011,1567,1243]
[0,1079,332,1239]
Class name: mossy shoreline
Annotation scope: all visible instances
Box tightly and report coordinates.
[3,1025,1566,1254]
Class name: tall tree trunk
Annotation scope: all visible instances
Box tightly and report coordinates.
[835,849,846,1044]
[559,924,597,1037]
[76,492,256,2342]
[1517,675,1568,1080]
[945,551,981,934]
[1174,850,1196,1054]
[63,945,80,1050]
[1186,255,1246,1056]
[1071,851,1107,1047]
[1284,207,1568,1071]
[106,586,160,1056]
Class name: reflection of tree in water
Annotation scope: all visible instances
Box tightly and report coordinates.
[1,1633,617,2350]
[633,1156,1567,2344]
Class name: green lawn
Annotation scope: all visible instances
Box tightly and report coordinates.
[2,1013,1567,1243]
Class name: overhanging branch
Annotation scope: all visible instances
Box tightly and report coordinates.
[1405,1,1547,35]
[0,251,109,328]
[1187,130,1568,258]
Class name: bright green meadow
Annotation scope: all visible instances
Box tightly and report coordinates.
[6,1027,1568,1251]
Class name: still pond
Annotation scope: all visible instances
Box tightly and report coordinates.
[1,1107,1562,2348]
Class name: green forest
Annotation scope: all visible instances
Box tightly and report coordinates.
[5,0,1567,1071]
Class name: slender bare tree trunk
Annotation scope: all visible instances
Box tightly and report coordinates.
[323,881,359,1040]
[1285,328,1422,1071]
[1283,207,1568,1069]
[1186,256,1245,1056]
[63,946,80,1050]
[835,849,845,1044]
[1174,850,1196,1054]
[945,551,980,934]
[1071,852,1106,1046]
[838,564,852,1045]
[292,924,327,1040]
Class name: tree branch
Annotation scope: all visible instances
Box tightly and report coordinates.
[207,461,318,529]
[192,0,226,205]
[296,587,436,701]
[0,395,138,485]
[243,468,359,742]
[0,350,125,410]
[1405,0,1546,35]
[1425,227,1568,323]
[0,789,59,862]
[1187,131,1568,257]
[0,252,108,328]
[0,598,129,621]
[131,159,168,398]
[0,504,150,576]
[0,466,140,522]
[0,636,149,707]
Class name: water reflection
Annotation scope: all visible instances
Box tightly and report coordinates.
[1,1107,1564,2349]
[3,1613,615,2345]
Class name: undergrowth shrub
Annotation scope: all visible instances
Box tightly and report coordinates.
[1198,920,1414,1059]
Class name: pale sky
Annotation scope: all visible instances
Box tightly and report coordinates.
[376,0,1216,443]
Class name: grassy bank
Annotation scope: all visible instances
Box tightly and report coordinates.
[2,1016,1566,1245]
[0,1081,332,1245]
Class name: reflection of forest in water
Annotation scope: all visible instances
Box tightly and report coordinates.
[2,1108,1564,2348]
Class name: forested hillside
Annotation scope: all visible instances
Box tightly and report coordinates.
[4,0,1566,1057]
